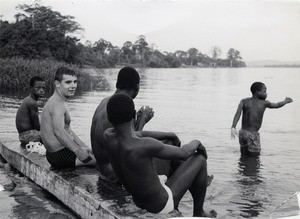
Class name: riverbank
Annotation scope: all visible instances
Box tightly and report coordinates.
[0,138,181,219]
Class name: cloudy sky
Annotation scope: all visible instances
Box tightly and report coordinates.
[1,0,300,62]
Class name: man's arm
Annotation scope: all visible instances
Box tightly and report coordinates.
[68,128,90,148]
[146,138,201,161]
[137,130,181,146]
[28,101,41,131]
[266,97,293,109]
[52,106,90,161]
[231,100,243,139]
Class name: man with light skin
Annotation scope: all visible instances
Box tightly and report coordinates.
[41,67,96,168]
[16,76,45,146]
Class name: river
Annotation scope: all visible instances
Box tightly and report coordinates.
[0,67,300,218]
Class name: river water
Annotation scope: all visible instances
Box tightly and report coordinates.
[0,67,299,218]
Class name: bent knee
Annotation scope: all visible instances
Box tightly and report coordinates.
[194,154,207,168]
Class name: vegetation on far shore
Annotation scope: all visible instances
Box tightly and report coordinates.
[0,57,109,92]
[0,3,246,69]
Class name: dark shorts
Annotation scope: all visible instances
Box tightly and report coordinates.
[46,147,77,168]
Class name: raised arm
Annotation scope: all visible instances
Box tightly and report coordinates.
[266,97,293,109]
[231,100,243,139]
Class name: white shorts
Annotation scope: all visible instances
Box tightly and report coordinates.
[158,175,174,214]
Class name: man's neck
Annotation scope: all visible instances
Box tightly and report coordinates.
[54,90,67,102]
[114,122,136,138]
[115,89,133,98]
[30,93,38,101]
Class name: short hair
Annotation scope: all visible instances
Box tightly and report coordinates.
[55,67,76,82]
[116,67,140,90]
[107,93,136,125]
[29,76,44,87]
[250,82,265,94]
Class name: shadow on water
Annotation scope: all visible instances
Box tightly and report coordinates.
[230,155,266,218]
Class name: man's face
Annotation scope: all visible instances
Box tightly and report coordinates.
[56,74,77,98]
[258,85,267,100]
[32,81,45,98]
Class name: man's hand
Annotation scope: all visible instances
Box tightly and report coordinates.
[75,148,92,163]
[285,97,293,104]
[137,106,154,124]
[196,142,207,159]
[231,128,238,140]
[169,132,181,146]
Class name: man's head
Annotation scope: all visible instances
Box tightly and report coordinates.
[250,82,267,100]
[54,67,77,98]
[107,93,136,126]
[116,67,140,99]
[29,76,45,98]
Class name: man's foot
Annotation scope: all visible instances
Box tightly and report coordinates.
[200,209,217,218]
[207,174,214,187]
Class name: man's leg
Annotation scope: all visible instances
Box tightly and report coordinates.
[165,154,208,217]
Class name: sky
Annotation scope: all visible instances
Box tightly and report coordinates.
[1,0,300,62]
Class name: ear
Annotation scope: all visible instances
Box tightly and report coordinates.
[54,80,60,88]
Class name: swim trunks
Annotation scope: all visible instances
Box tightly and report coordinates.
[46,147,77,168]
[158,175,174,214]
[19,130,41,145]
[238,129,261,154]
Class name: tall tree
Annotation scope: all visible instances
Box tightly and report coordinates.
[187,48,198,66]
[0,3,82,63]
[227,48,242,67]
[132,35,150,64]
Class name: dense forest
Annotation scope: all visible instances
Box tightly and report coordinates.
[0,3,246,68]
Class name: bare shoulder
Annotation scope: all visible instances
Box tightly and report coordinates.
[44,96,66,114]
[241,97,251,103]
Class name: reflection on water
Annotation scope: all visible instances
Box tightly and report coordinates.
[234,155,265,218]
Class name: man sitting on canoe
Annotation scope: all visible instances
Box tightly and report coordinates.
[41,67,96,168]
[16,76,45,147]
[103,93,216,217]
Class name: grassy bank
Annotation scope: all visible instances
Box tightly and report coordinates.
[0,57,109,93]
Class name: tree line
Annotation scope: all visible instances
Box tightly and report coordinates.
[0,3,246,68]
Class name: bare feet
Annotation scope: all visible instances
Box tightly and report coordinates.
[207,174,214,187]
[200,209,217,218]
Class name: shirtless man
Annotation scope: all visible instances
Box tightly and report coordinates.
[91,67,180,182]
[103,94,215,217]
[231,81,293,156]
[16,76,45,146]
[41,67,96,168]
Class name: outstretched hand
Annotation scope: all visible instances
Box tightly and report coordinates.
[196,142,207,160]
[231,128,238,140]
[285,97,293,103]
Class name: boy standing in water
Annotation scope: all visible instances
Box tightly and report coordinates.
[16,76,45,146]
[231,82,293,156]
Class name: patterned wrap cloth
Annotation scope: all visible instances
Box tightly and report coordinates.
[238,129,261,154]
